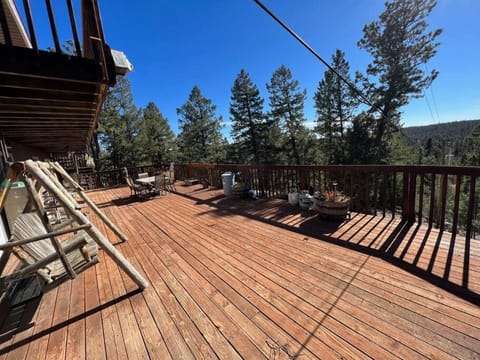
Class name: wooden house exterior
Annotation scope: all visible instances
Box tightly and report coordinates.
[0,0,117,161]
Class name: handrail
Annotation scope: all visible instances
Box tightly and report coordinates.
[0,0,113,82]
[88,163,480,243]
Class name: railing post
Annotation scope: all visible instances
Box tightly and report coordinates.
[402,169,416,223]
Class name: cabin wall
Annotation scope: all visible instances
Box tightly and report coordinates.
[7,139,49,161]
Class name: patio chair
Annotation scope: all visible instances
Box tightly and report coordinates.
[165,170,176,191]
[153,174,167,196]
[125,176,149,197]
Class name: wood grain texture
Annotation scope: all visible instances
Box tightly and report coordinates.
[0,185,479,359]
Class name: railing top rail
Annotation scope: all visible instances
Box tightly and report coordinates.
[176,163,480,176]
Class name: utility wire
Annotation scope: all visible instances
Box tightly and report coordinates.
[423,90,437,125]
[424,63,441,123]
[253,0,387,119]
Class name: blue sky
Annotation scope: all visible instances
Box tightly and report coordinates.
[28,0,480,135]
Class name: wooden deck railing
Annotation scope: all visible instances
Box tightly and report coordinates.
[88,163,480,241]
[0,0,114,84]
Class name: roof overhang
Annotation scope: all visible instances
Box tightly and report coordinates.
[0,45,109,153]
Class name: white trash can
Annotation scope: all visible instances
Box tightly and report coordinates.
[288,188,299,206]
[221,172,235,196]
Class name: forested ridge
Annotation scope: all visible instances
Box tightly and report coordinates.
[400,119,480,166]
[402,120,480,146]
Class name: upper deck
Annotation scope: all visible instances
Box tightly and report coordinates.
[0,0,116,153]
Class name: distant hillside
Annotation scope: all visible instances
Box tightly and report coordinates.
[402,119,480,146]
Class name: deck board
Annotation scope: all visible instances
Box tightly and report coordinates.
[148,190,474,358]
[45,280,71,360]
[64,271,85,360]
[83,266,106,360]
[1,184,479,359]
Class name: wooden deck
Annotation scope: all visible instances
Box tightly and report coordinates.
[1,184,479,359]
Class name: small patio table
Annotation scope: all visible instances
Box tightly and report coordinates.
[136,175,171,194]
[135,176,155,187]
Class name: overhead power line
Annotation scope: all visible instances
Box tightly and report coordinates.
[424,63,441,123]
[252,0,387,119]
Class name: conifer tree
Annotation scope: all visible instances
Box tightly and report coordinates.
[345,113,375,164]
[97,76,140,169]
[137,102,177,165]
[314,49,357,164]
[357,0,442,163]
[176,86,224,163]
[267,65,308,164]
[458,125,480,236]
[230,69,266,164]
[462,125,480,166]
[262,120,286,165]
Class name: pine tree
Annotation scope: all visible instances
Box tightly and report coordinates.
[314,49,357,164]
[345,113,375,164]
[267,65,309,164]
[176,86,224,163]
[357,0,442,163]
[137,102,177,165]
[462,125,480,166]
[260,119,286,165]
[97,76,140,169]
[230,69,266,164]
[458,126,480,236]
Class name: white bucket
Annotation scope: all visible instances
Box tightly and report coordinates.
[288,189,299,205]
[298,190,312,209]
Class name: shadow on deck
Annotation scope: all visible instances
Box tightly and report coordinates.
[1,184,479,359]
[175,184,480,305]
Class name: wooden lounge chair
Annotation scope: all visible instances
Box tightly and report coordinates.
[1,160,148,299]
[3,212,98,289]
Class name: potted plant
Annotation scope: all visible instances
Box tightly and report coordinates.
[312,181,351,219]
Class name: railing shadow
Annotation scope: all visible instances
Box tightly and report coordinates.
[0,288,142,352]
[177,189,480,305]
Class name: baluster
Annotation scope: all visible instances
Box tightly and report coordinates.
[23,0,38,51]
[428,173,436,228]
[439,173,448,232]
[450,175,462,244]
[382,171,387,217]
[66,0,82,56]
[392,172,397,218]
[463,175,476,287]
[373,171,378,216]
[418,174,424,223]
[365,172,370,214]
[45,0,61,53]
